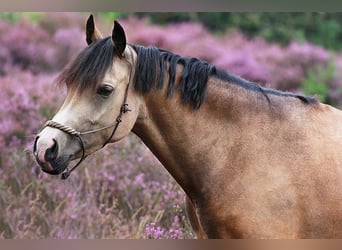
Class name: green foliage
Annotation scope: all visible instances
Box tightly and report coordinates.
[133,13,342,51]
[4,12,342,51]
[0,12,42,23]
[301,60,335,103]
[0,13,22,23]
[97,12,129,21]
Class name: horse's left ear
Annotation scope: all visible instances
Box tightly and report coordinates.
[112,20,126,59]
[86,14,103,45]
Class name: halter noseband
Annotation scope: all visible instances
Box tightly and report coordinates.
[44,52,133,180]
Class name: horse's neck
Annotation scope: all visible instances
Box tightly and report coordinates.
[132,77,269,199]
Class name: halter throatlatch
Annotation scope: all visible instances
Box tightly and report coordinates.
[43,53,133,180]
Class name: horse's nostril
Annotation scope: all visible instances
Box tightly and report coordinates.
[44,139,59,162]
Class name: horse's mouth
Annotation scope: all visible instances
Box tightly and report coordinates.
[41,165,67,175]
[40,155,72,176]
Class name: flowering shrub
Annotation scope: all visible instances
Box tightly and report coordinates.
[0,14,84,75]
[2,13,342,239]
[123,17,342,105]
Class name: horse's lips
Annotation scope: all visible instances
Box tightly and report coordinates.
[41,164,67,175]
[41,155,72,175]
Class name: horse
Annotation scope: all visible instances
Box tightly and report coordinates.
[33,15,342,238]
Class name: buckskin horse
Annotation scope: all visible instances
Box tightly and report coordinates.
[33,15,342,238]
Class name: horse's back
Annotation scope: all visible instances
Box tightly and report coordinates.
[259,102,342,238]
[257,102,342,238]
[297,103,342,237]
[201,102,342,238]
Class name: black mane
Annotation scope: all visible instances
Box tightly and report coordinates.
[132,45,317,108]
[57,37,116,91]
[57,36,317,108]
[133,45,216,109]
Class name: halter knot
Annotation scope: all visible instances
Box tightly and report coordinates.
[45,120,81,137]
[120,103,131,113]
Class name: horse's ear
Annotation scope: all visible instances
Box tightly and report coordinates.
[112,20,126,59]
[86,14,103,45]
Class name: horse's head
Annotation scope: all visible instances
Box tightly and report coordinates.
[33,15,141,177]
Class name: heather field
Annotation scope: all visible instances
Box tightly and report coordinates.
[1,12,342,239]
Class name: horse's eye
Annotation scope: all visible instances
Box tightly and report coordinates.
[97,85,114,97]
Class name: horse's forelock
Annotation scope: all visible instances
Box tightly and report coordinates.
[57,37,115,92]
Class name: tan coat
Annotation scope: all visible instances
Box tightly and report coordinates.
[34,16,342,238]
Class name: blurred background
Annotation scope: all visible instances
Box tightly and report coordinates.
[1,12,342,239]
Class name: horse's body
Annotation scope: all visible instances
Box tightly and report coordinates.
[33,16,342,238]
[133,70,342,238]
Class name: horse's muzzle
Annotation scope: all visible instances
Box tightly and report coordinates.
[33,136,71,175]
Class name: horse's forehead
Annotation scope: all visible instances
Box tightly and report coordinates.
[105,58,131,85]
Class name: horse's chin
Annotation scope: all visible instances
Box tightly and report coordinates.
[41,166,67,175]
[41,155,72,176]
